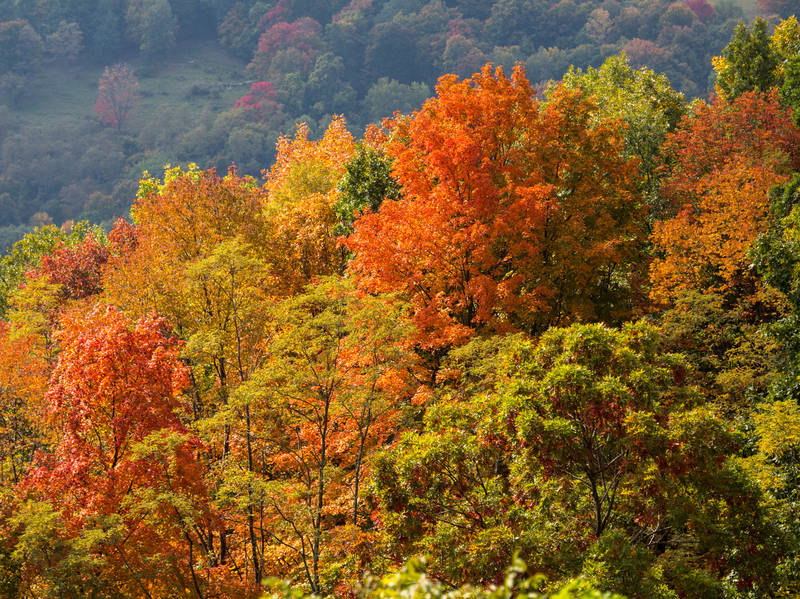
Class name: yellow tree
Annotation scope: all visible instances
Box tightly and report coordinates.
[101,166,273,584]
[262,116,356,294]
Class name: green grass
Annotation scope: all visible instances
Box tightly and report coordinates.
[15,40,249,130]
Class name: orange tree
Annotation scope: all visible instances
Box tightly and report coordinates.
[13,305,231,598]
[345,65,645,360]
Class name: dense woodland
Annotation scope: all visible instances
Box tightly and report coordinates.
[5,1,800,599]
[0,0,796,249]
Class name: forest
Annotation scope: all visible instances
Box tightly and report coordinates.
[0,0,793,250]
[4,1,800,598]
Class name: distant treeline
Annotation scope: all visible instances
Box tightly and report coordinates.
[0,0,793,248]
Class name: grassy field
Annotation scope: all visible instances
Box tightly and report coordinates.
[16,40,248,131]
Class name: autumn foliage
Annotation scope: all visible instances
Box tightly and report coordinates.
[94,63,139,131]
[235,81,284,124]
[6,46,800,597]
[20,304,222,596]
[32,234,110,301]
[346,65,643,350]
[651,90,800,304]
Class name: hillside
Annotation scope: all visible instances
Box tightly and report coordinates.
[0,0,792,249]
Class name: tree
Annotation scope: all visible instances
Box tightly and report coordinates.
[305,52,356,116]
[234,279,412,593]
[247,17,323,81]
[21,304,226,597]
[712,18,779,99]
[0,221,105,317]
[125,0,178,64]
[346,65,644,355]
[752,173,800,402]
[650,158,786,305]
[234,80,284,125]
[652,91,800,306]
[558,54,687,219]
[0,322,48,487]
[44,20,83,61]
[372,323,782,594]
[94,63,139,131]
[739,397,800,594]
[0,20,43,73]
[102,166,270,420]
[658,90,800,214]
[362,77,431,123]
[262,117,355,294]
[102,167,279,591]
[333,143,401,237]
[31,233,109,302]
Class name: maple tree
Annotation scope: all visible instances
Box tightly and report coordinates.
[32,233,109,302]
[651,158,787,304]
[0,322,48,487]
[17,304,231,597]
[94,63,139,131]
[346,65,644,354]
[651,90,800,306]
[262,116,355,294]
[659,89,800,211]
[103,165,269,331]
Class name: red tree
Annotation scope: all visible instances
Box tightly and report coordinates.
[659,90,800,211]
[234,80,283,123]
[32,234,110,302]
[685,0,714,21]
[247,17,322,78]
[24,305,230,596]
[94,63,139,131]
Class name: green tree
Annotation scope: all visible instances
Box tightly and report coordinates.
[234,278,411,593]
[557,54,686,219]
[0,20,43,73]
[334,143,401,236]
[362,77,431,123]
[125,0,178,64]
[713,18,779,99]
[372,322,780,595]
[752,172,800,401]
